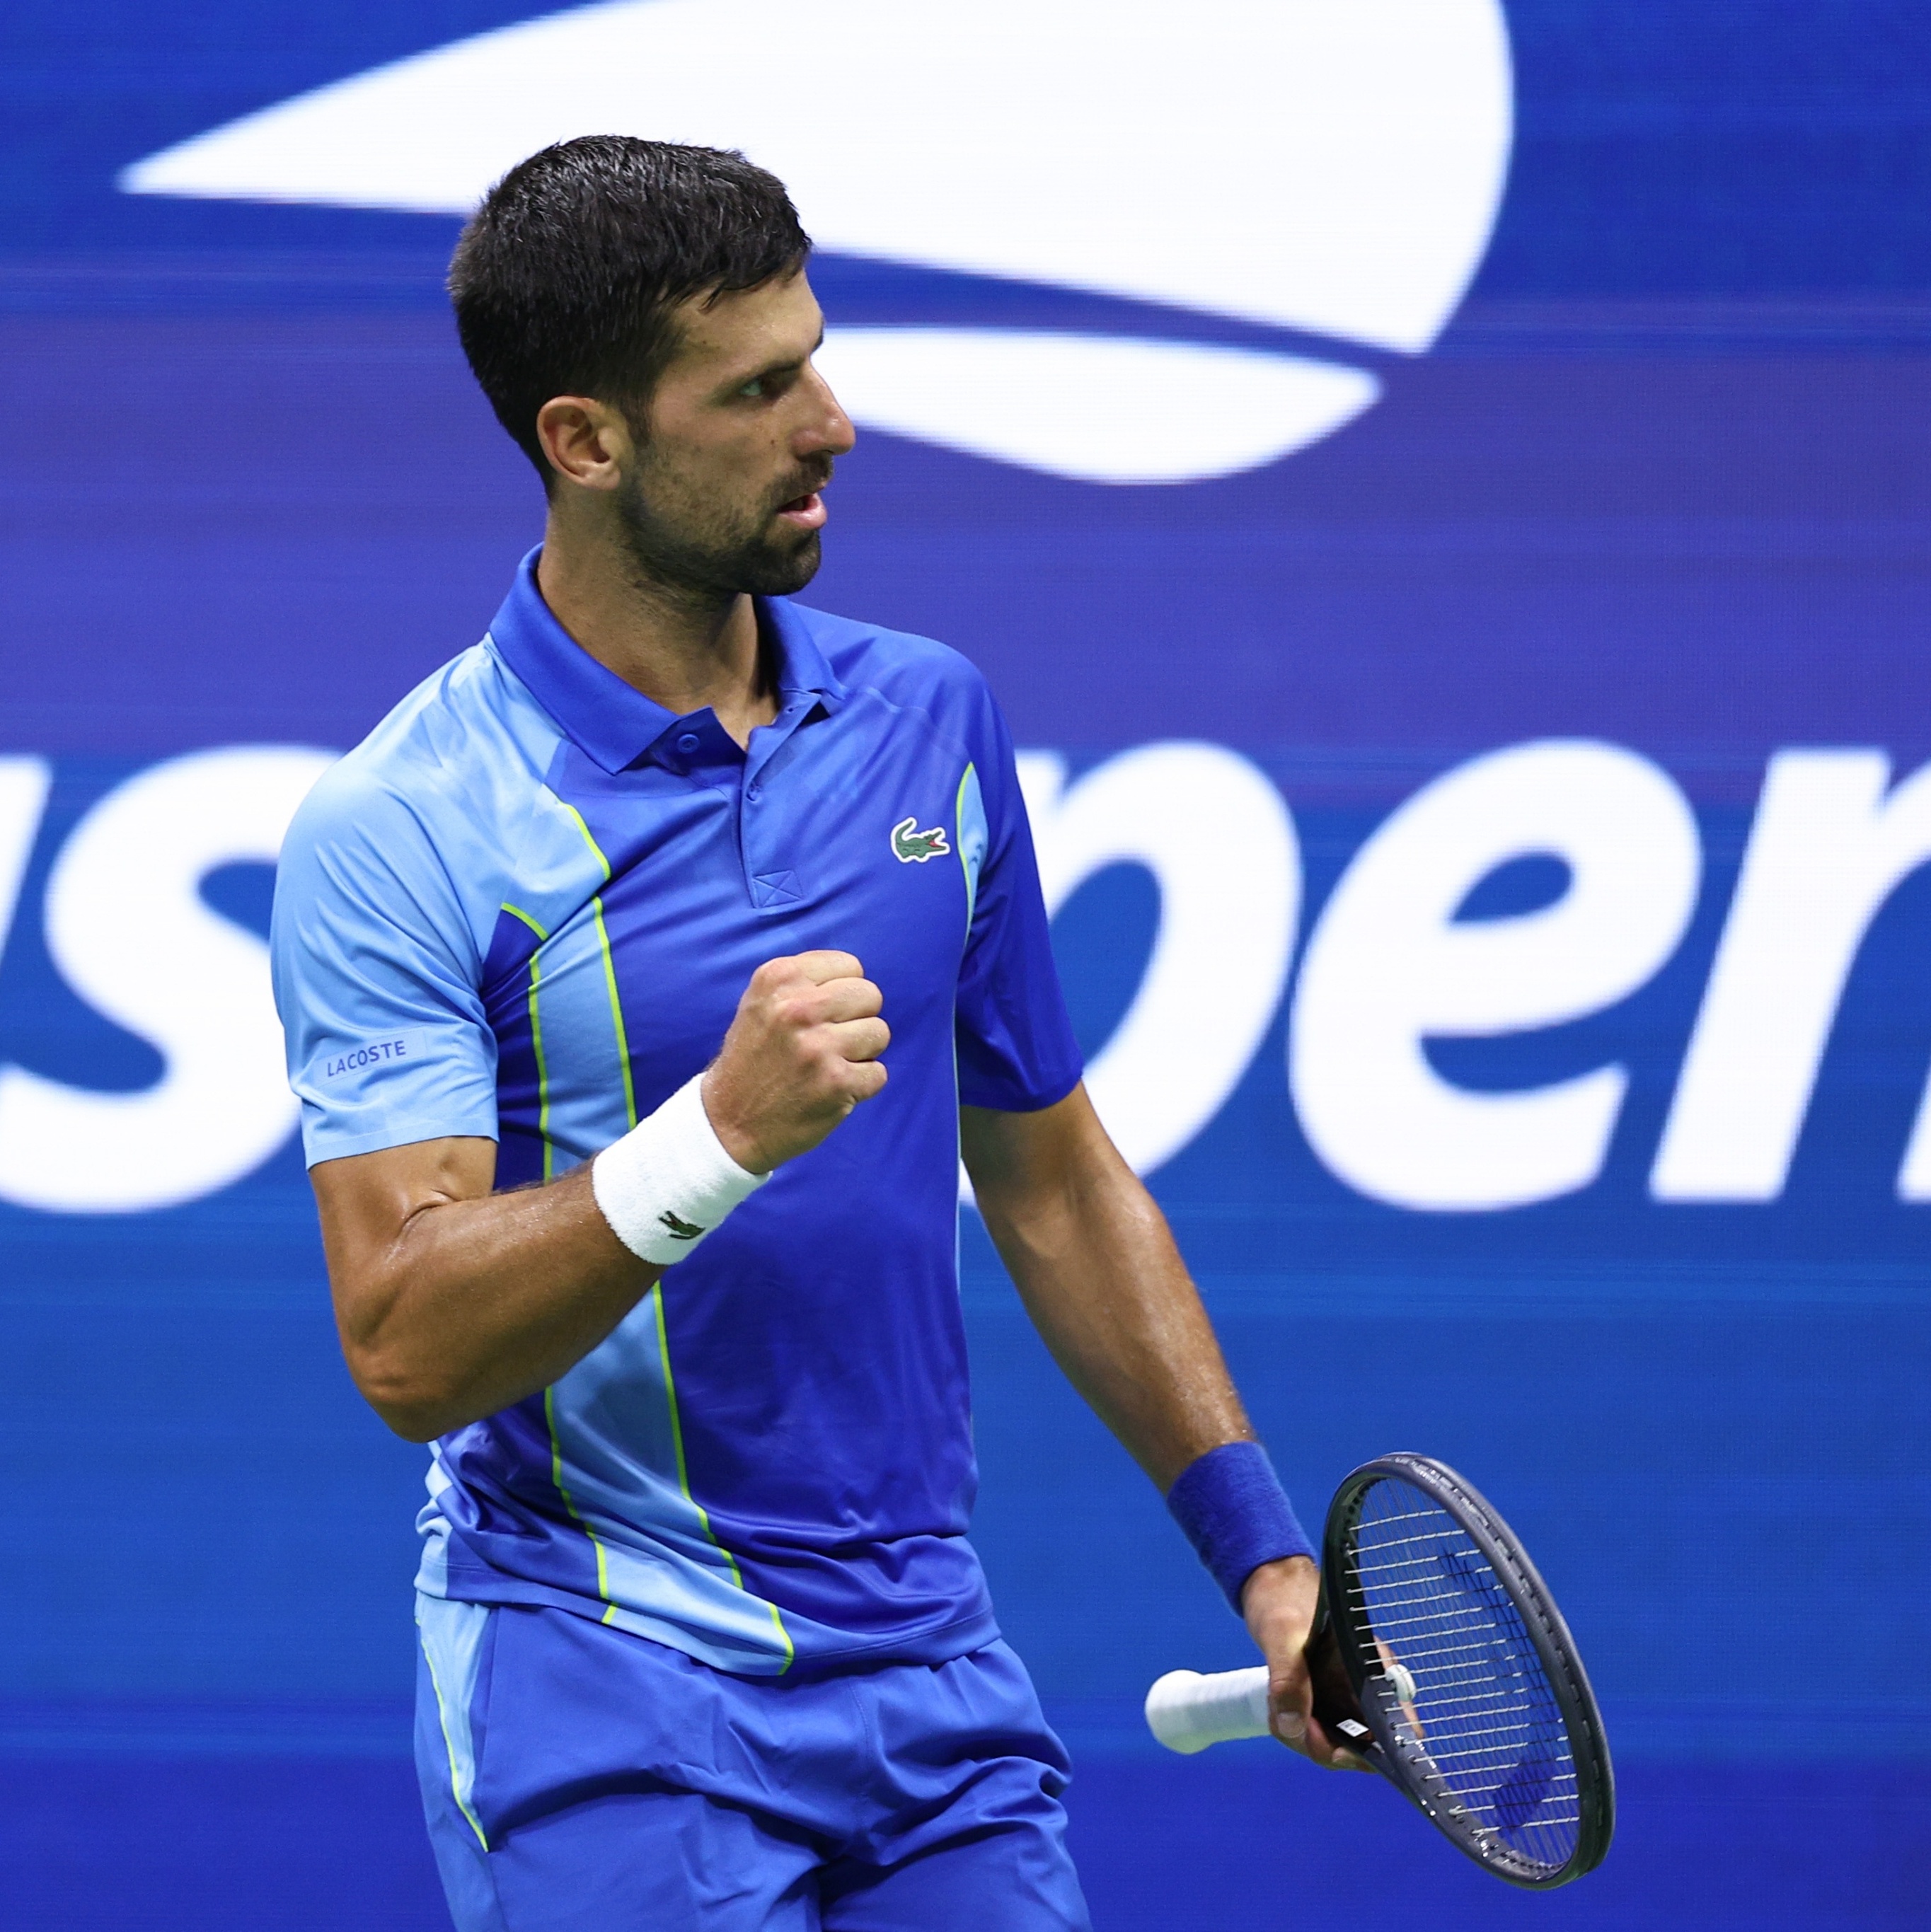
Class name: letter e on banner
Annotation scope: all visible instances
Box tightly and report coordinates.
[1291,741,1700,1210]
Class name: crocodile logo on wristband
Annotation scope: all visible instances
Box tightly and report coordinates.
[657,1210,705,1241]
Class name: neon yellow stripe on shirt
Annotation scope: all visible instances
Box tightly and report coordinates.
[544,1385,614,1619]
[502,902,553,1181]
[651,1284,795,1673]
[547,803,638,1133]
[589,896,638,1131]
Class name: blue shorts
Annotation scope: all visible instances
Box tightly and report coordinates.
[415,1597,1091,1931]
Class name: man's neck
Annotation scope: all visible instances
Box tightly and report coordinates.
[536,516,776,748]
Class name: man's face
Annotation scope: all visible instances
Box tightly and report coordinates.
[613,269,855,599]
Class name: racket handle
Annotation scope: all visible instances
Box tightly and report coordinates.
[1144,1666,1272,1754]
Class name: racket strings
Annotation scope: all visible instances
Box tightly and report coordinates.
[1347,1478,1577,1873]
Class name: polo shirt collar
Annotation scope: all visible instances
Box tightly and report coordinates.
[486,546,845,775]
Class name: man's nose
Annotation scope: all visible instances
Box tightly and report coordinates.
[803,366,857,458]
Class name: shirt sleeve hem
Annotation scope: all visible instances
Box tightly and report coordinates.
[301,1119,501,1168]
[956,1063,1084,1116]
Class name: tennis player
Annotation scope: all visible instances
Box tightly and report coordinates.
[270,137,1355,1932]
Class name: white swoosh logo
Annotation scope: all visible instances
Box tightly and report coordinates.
[123,0,1511,483]
[816,330,1380,486]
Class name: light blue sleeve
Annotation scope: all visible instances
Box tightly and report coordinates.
[270,758,501,1166]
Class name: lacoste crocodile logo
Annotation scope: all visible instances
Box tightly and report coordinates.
[891,816,952,863]
[657,1210,705,1241]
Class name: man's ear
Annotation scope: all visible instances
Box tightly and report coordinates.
[534,395,634,492]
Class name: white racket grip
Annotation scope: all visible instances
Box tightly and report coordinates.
[1144,1667,1272,1754]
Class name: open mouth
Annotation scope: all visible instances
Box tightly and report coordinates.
[775,489,828,531]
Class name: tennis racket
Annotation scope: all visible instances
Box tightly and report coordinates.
[1144,1453,1614,1890]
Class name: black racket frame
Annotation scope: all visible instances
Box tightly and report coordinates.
[1308,1452,1615,1889]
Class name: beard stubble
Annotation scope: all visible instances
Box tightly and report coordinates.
[613,453,827,603]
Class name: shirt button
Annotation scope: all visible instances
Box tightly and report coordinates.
[747,786,762,804]
[676,732,701,753]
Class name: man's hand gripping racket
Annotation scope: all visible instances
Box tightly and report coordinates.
[1146,1454,1615,1891]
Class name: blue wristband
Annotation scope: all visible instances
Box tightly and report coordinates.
[1165,1441,1317,1612]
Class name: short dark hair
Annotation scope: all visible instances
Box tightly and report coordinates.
[449,136,812,478]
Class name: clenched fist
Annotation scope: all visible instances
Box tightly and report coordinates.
[701,952,889,1174]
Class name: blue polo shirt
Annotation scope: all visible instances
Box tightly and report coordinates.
[270,551,1083,1677]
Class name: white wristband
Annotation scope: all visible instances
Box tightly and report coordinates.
[590,1072,768,1265]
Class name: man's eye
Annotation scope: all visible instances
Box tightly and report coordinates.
[738,376,768,399]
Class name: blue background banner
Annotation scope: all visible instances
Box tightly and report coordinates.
[1,4,1927,1924]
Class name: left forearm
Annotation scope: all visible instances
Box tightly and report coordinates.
[962,1089,1250,1488]
[964,1089,1364,1771]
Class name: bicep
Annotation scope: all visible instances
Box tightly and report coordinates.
[961,1082,1124,1228]
[959,1094,1054,1205]
[311,1135,498,1321]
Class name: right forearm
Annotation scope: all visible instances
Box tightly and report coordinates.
[331,1168,659,1441]
[316,949,891,1442]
